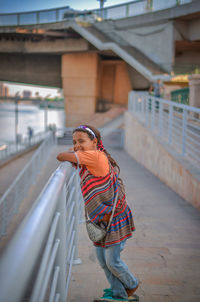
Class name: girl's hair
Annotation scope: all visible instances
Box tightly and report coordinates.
[73,124,120,171]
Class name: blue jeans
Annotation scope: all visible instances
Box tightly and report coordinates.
[95,240,138,299]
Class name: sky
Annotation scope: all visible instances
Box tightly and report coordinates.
[0,0,130,14]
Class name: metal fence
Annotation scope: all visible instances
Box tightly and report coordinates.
[0,131,51,163]
[171,87,189,105]
[0,133,55,238]
[128,91,200,166]
[0,0,194,26]
[0,162,83,302]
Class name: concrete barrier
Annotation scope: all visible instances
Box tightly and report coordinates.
[124,111,200,210]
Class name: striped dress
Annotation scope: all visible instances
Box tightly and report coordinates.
[79,157,135,247]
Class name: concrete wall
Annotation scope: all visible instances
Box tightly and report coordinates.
[175,50,200,65]
[0,53,61,87]
[113,21,174,73]
[175,19,200,41]
[0,38,89,54]
[127,66,150,90]
[124,111,200,210]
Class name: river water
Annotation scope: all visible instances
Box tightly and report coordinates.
[0,102,65,144]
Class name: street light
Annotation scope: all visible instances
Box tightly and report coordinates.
[44,94,50,131]
[14,92,20,146]
[97,0,106,18]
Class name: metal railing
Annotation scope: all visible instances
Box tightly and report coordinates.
[0,131,51,163]
[0,162,83,302]
[128,91,200,166]
[0,133,55,238]
[0,0,194,26]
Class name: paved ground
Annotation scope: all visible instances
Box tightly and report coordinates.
[1,138,200,301]
[0,149,36,198]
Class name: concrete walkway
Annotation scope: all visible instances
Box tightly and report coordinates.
[0,149,36,198]
[1,140,200,301]
[68,147,200,302]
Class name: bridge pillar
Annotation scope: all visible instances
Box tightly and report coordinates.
[62,52,131,126]
[62,52,99,127]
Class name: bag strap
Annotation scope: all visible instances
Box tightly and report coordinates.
[106,185,118,232]
[74,151,118,231]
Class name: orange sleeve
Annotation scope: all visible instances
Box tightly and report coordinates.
[76,150,109,177]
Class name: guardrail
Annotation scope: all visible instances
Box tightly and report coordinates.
[0,0,193,26]
[128,91,200,166]
[0,131,52,163]
[0,133,55,238]
[0,162,83,302]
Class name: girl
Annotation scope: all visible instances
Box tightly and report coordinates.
[57,125,139,302]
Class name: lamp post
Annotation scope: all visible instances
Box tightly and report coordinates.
[15,92,20,147]
[44,94,50,131]
[97,0,106,18]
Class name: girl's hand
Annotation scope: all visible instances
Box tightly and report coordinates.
[67,147,74,152]
[71,162,78,169]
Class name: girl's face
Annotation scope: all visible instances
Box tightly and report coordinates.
[73,131,97,152]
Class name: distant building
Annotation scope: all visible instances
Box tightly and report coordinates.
[0,82,9,97]
[23,90,32,99]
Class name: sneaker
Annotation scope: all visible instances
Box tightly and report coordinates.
[103,291,113,298]
[125,283,139,297]
[103,288,112,293]
[128,294,139,301]
[94,294,139,302]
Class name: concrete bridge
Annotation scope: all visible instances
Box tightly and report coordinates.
[0,0,200,125]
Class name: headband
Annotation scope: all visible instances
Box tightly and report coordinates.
[74,125,105,152]
[75,125,96,138]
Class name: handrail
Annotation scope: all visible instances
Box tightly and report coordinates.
[0,133,55,238]
[128,91,200,166]
[0,0,193,26]
[0,162,83,302]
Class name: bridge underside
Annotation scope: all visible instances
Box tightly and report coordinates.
[0,53,62,88]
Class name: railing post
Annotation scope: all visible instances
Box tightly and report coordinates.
[151,97,155,129]
[168,103,173,145]
[182,108,187,156]
[56,9,59,22]
[141,96,145,122]
[1,199,7,236]
[36,12,40,24]
[126,4,129,17]
[128,92,131,111]
[73,170,82,265]
[131,92,135,113]
[55,187,67,302]
[145,96,149,126]
[17,13,20,26]
[128,92,134,113]
[159,101,163,137]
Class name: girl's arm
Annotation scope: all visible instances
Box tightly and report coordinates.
[56,151,77,163]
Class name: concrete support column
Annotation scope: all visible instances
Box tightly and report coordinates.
[62,52,99,127]
[188,74,200,108]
